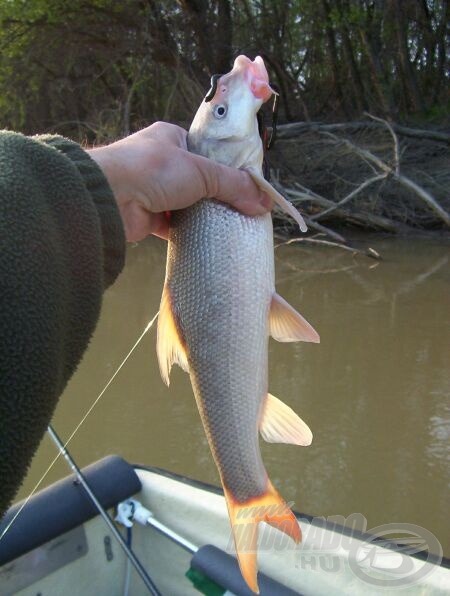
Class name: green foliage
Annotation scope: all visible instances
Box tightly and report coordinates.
[0,0,447,139]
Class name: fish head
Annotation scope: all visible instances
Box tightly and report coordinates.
[188,55,276,167]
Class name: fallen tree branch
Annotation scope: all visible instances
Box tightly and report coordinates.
[310,173,387,221]
[321,131,450,227]
[365,113,400,174]
[274,237,382,260]
[287,183,407,233]
[302,216,347,242]
[275,121,450,145]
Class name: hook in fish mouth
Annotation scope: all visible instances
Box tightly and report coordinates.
[257,81,280,150]
[257,81,280,181]
[266,82,279,150]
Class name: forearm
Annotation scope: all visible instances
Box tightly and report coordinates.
[39,134,126,287]
[0,131,125,514]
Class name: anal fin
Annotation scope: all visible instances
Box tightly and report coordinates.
[270,292,320,343]
[156,284,189,386]
[260,393,313,446]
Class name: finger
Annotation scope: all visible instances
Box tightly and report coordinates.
[224,177,274,215]
[121,201,169,242]
[214,164,274,215]
[149,213,170,240]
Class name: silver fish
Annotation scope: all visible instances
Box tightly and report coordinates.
[157,55,319,593]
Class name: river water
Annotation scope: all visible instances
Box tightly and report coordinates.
[18,233,450,557]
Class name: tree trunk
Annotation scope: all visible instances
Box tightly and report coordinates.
[389,0,425,113]
[320,0,349,117]
[432,0,449,104]
[179,0,216,74]
[216,0,233,73]
[337,0,367,114]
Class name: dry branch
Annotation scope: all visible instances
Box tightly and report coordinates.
[302,216,347,243]
[269,114,449,234]
[274,237,382,260]
[275,121,450,145]
[321,130,450,227]
[365,113,400,175]
[283,183,407,233]
[310,173,387,220]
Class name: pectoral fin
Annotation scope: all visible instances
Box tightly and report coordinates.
[270,293,320,343]
[156,284,189,386]
[246,167,307,232]
[260,393,313,446]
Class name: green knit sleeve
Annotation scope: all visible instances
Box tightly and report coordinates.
[36,134,125,288]
[0,131,125,515]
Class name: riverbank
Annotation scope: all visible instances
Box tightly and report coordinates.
[268,120,449,240]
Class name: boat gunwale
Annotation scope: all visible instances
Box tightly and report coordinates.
[134,463,450,569]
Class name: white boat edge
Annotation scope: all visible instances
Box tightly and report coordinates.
[0,456,448,595]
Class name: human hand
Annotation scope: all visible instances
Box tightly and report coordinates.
[87,122,272,242]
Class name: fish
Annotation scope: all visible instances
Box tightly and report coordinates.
[157,55,319,593]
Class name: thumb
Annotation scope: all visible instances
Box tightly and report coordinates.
[193,154,273,216]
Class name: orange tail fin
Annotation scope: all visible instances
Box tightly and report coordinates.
[224,482,301,594]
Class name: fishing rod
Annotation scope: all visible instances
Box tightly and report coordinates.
[47,424,161,596]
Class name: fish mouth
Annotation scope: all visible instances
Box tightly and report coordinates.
[204,55,276,105]
[232,55,276,102]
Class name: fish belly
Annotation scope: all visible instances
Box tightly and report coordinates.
[167,199,274,502]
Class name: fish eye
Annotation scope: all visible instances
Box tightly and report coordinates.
[213,104,227,119]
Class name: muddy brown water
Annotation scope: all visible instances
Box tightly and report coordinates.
[17,233,450,556]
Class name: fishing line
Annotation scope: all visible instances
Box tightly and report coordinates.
[0,311,159,543]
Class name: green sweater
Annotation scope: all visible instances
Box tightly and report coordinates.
[0,131,125,515]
